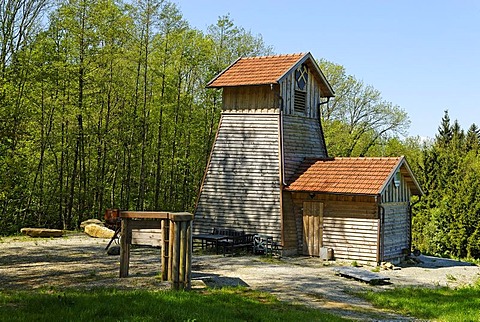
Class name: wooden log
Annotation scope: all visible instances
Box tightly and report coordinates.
[171,221,181,290]
[186,221,192,290]
[168,219,174,282]
[179,221,186,289]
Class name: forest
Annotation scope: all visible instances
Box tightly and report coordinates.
[1,0,479,260]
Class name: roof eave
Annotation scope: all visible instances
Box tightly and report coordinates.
[276,52,335,97]
[207,82,277,89]
[378,156,424,196]
[206,56,243,88]
[284,188,378,197]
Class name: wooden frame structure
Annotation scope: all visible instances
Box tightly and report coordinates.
[119,211,193,290]
[194,52,422,265]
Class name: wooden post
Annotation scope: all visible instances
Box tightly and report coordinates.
[171,220,181,290]
[161,219,169,281]
[183,220,193,290]
[119,218,130,277]
[179,221,186,288]
[118,211,193,290]
[168,217,174,282]
[186,219,192,290]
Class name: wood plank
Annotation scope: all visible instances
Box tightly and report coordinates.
[324,242,378,251]
[120,211,169,219]
[131,229,162,247]
[323,233,378,242]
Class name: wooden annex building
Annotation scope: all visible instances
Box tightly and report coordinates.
[194,52,423,264]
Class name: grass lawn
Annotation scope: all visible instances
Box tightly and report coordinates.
[357,284,480,322]
[0,287,350,322]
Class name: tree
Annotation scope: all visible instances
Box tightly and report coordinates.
[0,0,49,232]
[207,14,273,75]
[435,110,452,147]
[412,111,480,259]
[319,59,410,157]
[465,123,479,152]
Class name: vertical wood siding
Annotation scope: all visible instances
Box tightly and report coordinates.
[302,201,324,256]
[194,113,282,239]
[279,69,321,117]
[381,171,411,203]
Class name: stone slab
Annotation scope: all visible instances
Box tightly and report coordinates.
[333,266,390,285]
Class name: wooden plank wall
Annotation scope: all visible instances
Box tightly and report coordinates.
[381,171,411,203]
[281,191,297,252]
[382,203,410,263]
[322,216,378,263]
[279,69,321,117]
[282,115,328,183]
[222,85,279,113]
[131,229,162,247]
[194,113,282,240]
[290,193,379,263]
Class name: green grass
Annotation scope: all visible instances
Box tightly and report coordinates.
[0,287,349,322]
[358,284,480,321]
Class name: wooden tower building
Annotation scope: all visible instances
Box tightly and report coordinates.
[195,53,422,264]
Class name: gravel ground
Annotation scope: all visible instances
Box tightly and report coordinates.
[1,232,479,321]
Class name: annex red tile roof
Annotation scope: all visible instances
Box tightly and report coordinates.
[207,53,306,87]
[285,157,405,195]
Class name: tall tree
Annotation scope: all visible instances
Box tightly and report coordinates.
[436,110,452,147]
[465,123,479,152]
[319,59,410,157]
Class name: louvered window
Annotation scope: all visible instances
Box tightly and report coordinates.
[294,90,306,113]
[294,64,308,114]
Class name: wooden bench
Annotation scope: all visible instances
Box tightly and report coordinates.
[193,228,255,255]
[219,233,255,256]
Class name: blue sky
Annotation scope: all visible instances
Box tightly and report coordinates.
[176,0,480,139]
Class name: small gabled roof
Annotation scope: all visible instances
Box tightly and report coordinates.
[207,52,335,97]
[285,156,423,196]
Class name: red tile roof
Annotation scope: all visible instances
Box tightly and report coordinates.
[207,53,306,87]
[285,157,406,195]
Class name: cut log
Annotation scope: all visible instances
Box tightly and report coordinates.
[20,228,64,238]
[84,224,115,238]
[80,219,104,230]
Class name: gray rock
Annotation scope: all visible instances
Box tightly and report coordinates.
[107,245,120,255]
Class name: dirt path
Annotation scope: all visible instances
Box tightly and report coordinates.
[1,233,479,321]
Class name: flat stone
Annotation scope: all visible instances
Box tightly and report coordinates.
[20,228,64,238]
[333,266,390,285]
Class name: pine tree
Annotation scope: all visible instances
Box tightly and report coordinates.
[436,110,452,146]
[465,123,480,152]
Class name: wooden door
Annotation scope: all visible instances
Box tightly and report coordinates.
[302,201,324,256]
